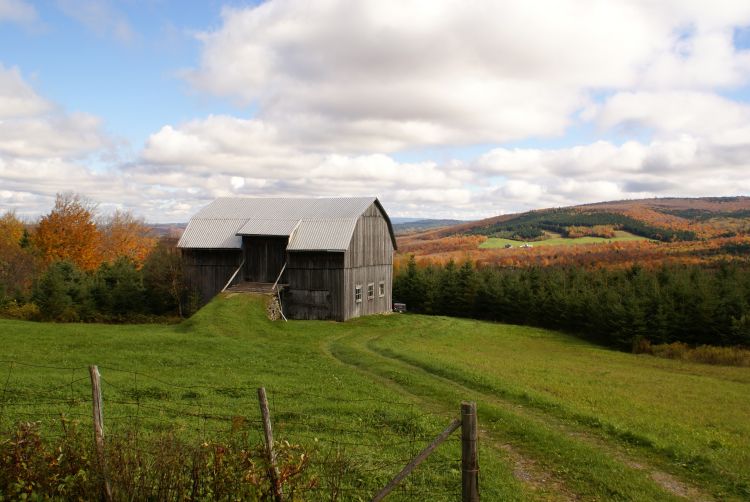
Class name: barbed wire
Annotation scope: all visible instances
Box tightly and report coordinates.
[0,359,466,500]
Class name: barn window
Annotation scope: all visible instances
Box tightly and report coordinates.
[367,283,375,300]
[378,281,385,297]
[355,285,362,303]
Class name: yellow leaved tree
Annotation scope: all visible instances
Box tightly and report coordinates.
[99,210,157,267]
[32,193,103,271]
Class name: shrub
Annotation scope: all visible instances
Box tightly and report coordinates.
[0,300,41,321]
[32,261,95,321]
[648,342,750,367]
[142,240,185,316]
[0,419,316,500]
[631,335,651,354]
[687,345,750,367]
[91,257,145,316]
[649,342,690,360]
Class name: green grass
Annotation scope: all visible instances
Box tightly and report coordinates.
[479,230,648,249]
[1,295,748,500]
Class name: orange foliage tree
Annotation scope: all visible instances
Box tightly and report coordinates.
[0,211,24,247]
[99,210,157,267]
[565,225,616,238]
[32,193,103,271]
[0,211,40,300]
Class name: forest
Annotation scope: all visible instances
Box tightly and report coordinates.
[467,208,700,241]
[0,193,188,322]
[393,256,750,350]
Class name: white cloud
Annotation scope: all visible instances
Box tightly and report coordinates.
[0,64,50,118]
[183,0,750,153]
[3,1,750,222]
[472,132,750,214]
[55,0,136,44]
[0,0,36,25]
[133,114,474,219]
[0,65,142,219]
[595,91,750,138]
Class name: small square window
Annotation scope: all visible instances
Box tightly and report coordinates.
[367,283,375,300]
[378,281,385,297]
[355,285,362,303]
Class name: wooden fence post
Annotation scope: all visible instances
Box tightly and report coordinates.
[89,365,113,502]
[461,401,479,502]
[258,387,283,502]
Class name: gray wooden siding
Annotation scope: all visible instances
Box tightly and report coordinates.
[341,203,394,320]
[182,249,242,304]
[285,252,344,320]
[344,203,394,269]
[343,264,392,320]
[243,236,288,283]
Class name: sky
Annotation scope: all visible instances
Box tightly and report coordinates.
[1,0,750,223]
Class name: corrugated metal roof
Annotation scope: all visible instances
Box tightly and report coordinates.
[194,197,375,220]
[178,197,396,251]
[177,219,246,249]
[287,219,358,251]
[236,219,300,236]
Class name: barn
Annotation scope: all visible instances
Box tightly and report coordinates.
[177,197,397,321]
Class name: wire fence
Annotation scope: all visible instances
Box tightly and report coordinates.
[0,360,476,501]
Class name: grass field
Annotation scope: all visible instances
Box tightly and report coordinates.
[479,230,648,249]
[1,295,748,501]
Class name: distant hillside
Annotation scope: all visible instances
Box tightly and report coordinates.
[392,218,464,234]
[148,223,186,238]
[412,197,750,243]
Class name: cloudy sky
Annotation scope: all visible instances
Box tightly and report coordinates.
[1,0,750,222]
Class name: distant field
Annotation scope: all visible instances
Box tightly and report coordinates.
[1,295,748,500]
[479,230,648,249]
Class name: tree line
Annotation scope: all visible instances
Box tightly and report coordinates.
[394,256,750,348]
[0,193,190,322]
[469,208,698,241]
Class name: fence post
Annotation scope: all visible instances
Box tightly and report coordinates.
[258,387,283,502]
[89,365,113,502]
[461,401,479,502]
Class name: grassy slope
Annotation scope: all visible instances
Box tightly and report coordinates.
[1,295,748,501]
[479,231,647,249]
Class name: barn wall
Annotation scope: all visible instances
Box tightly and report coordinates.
[182,249,243,304]
[243,236,288,283]
[343,265,393,320]
[285,252,345,320]
[343,203,395,320]
[344,203,394,268]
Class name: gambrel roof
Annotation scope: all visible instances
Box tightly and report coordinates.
[177,197,396,251]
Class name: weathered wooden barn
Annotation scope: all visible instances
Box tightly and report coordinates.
[177,197,396,321]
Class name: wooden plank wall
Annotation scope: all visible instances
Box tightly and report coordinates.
[343,265,393,320]
[182,249,243,304]
[243,236,288,282]
[342,203,395,320]
[285,252,344,320]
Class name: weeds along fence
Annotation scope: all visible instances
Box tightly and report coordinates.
[0,360,479,501]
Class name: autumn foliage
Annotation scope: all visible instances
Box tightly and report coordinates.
[0,193,178,321]
[30,194,156,271]
[565,225,615,238]
[0,212,39,301]
[99,209,157,265]
[0,212,24,247]
[32,193,103,271]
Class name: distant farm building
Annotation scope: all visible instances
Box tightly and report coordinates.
[177,197,396,321]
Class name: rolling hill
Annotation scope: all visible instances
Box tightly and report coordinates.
[1,294,749,500]
[396,196,750,268]
[411,196,750,242]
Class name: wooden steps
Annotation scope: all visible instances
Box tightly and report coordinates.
[225,282,288,294]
